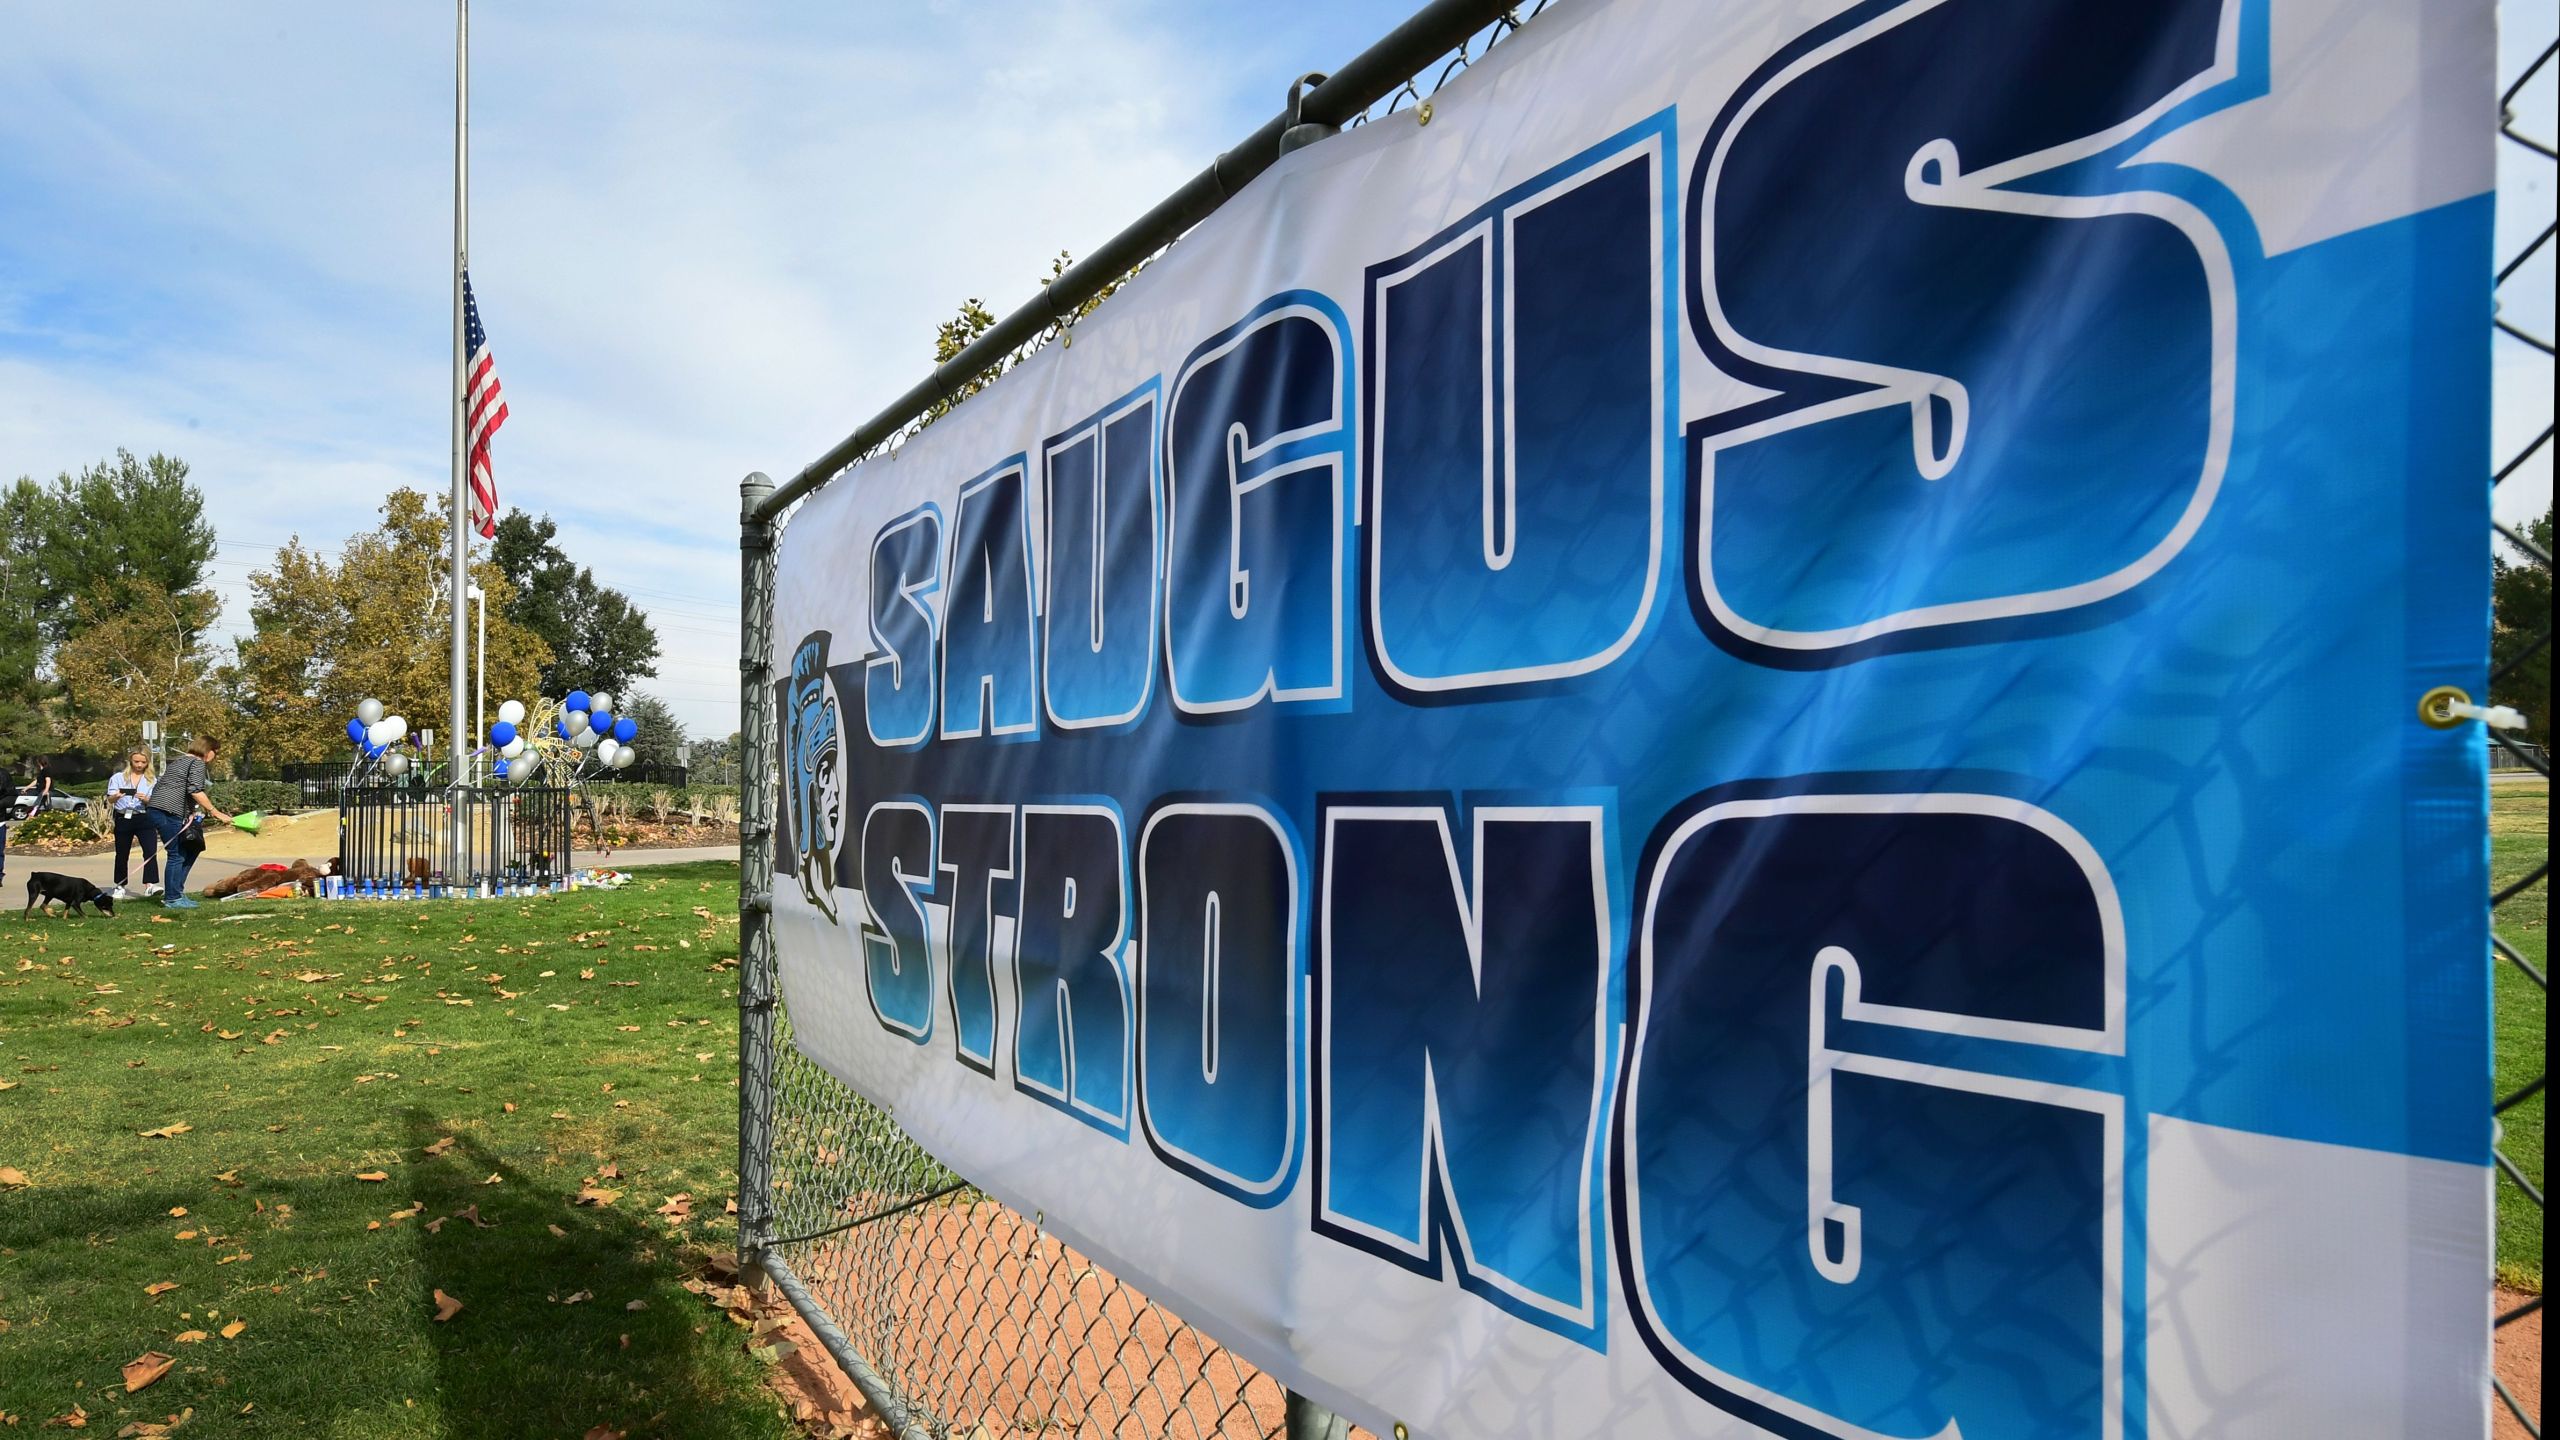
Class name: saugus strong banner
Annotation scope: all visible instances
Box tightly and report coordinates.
[768,1,2498,1434]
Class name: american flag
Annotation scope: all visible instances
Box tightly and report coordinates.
[462,270,508,538]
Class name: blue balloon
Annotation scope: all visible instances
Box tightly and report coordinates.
[556,719,570,739]
[365,742,384,757]
[493,758,510,779]
[588,709,613,736]
[348,717,367,743]
[612,717,637,744]
[490,720,518,747]
[566,690,592,713]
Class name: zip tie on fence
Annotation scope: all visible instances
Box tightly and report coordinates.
[766,1178,973,1249]
[2417,685,2528,732]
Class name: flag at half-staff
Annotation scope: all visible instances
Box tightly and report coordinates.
[462,268,508,538]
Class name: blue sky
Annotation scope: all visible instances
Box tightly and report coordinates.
[2,1,2552,739]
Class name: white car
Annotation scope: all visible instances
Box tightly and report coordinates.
[7,791,86,824]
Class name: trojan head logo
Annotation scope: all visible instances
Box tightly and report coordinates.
[785,632,843,925]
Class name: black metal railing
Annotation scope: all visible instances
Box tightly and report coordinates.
[336,784,575,889]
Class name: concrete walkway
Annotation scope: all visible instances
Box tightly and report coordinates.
[10,842,739,895]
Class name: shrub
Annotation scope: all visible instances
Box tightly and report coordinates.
[8,809,99,842]
[206,780,301,815]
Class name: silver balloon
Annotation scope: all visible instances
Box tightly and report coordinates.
[595,738,620,766]
[356,697,384,725]
[566,709,590,735]
[513,751,543,782]
[572,726,599,749]
[501,737,525,758]
[384,752,410,776]
[588,690,614,715]
[609,745,636,769]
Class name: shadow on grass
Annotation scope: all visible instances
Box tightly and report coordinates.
[391,1108,785,1439]
[0,1120,785,1438]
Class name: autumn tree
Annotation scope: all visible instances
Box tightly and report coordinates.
[50,579,229,762]
[0,483,55,766]
[227,489,553,767]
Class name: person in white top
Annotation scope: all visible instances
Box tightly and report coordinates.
[105,749,163,898]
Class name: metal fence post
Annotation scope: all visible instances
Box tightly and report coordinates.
[1283,1390,1350,1440]
[737,470,780,1277]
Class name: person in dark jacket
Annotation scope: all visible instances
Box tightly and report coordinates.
[146,736,234,909]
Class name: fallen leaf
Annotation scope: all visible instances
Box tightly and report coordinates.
[0,1165,28,1189]
[54,1402,87,1428]
[168,1206,187,1217]
[453,1204,492,1229]
[173,1330,209,1344]
[144,1281,180,1297]
[562,1289,594,1306]
[219,1320,246,1339]
[122,1352,174,1392]
[354,1171,391,1183]
[0,1078,18,1090]
[139,1121,192,1140]
[432,1289,464,1322]
[573,1186,622,1208]
[624,1299,648,1312]
[423,1136,456,1157]
[655,1193,693,1222]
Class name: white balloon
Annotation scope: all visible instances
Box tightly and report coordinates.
[572,726,599,749]
[497,698,527,725]
[366,719,395,747]
[501,737,525,758]
[383,715,408,742]
[610,745,636,769]
[513,751,543,782]
[356,697,385,725]
[595,738,620,766]
[384,752,410,776]
[566,710,590,735]
[588,691,613,715]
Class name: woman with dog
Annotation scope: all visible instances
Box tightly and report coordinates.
[105,749,162,899]
[146,735,233,910]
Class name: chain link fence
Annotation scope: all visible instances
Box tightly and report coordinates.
[2489,18,2552,1437]
[735,4,2552,1436]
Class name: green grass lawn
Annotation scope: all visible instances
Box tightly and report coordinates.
[2491,781,2547,1294]
[0,862,801,1438]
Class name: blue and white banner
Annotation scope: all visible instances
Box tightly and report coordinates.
[770,1,2498,1435]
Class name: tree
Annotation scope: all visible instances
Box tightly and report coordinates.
[2491,506,2552,744]
[686,731,740,786]
[50,579,228,761]
[0,482,56,766]
[613,691,687,765]
[487,510,661,696]
[228,489,553,767]
[16,451,216,649]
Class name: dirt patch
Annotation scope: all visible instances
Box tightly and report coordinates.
[2495,1288,2541,1440]
[582,819,741,851]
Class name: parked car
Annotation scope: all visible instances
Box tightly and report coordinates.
[7,791,85,823]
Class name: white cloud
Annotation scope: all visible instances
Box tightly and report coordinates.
[0,0,1275,737]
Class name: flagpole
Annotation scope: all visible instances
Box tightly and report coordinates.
[448,0,472,863]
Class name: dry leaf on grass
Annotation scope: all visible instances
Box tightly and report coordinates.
[574,1186,622,1208]
[354,1171,390,1183]
[423,1136,457,1157]
[139,1122,192,1139]
[173,1330,209,1344]
[144,1281,180,1297]
[122,1351,174,1392]
[432,1289,464,1322]
[220,1320,246,1339]
[0,1166,28,1189]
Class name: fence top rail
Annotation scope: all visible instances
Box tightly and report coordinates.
[751,0,1532,523]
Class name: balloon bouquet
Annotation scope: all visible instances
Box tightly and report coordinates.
[342,696,429,782]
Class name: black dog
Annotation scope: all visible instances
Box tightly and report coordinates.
[23,872,114,918]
